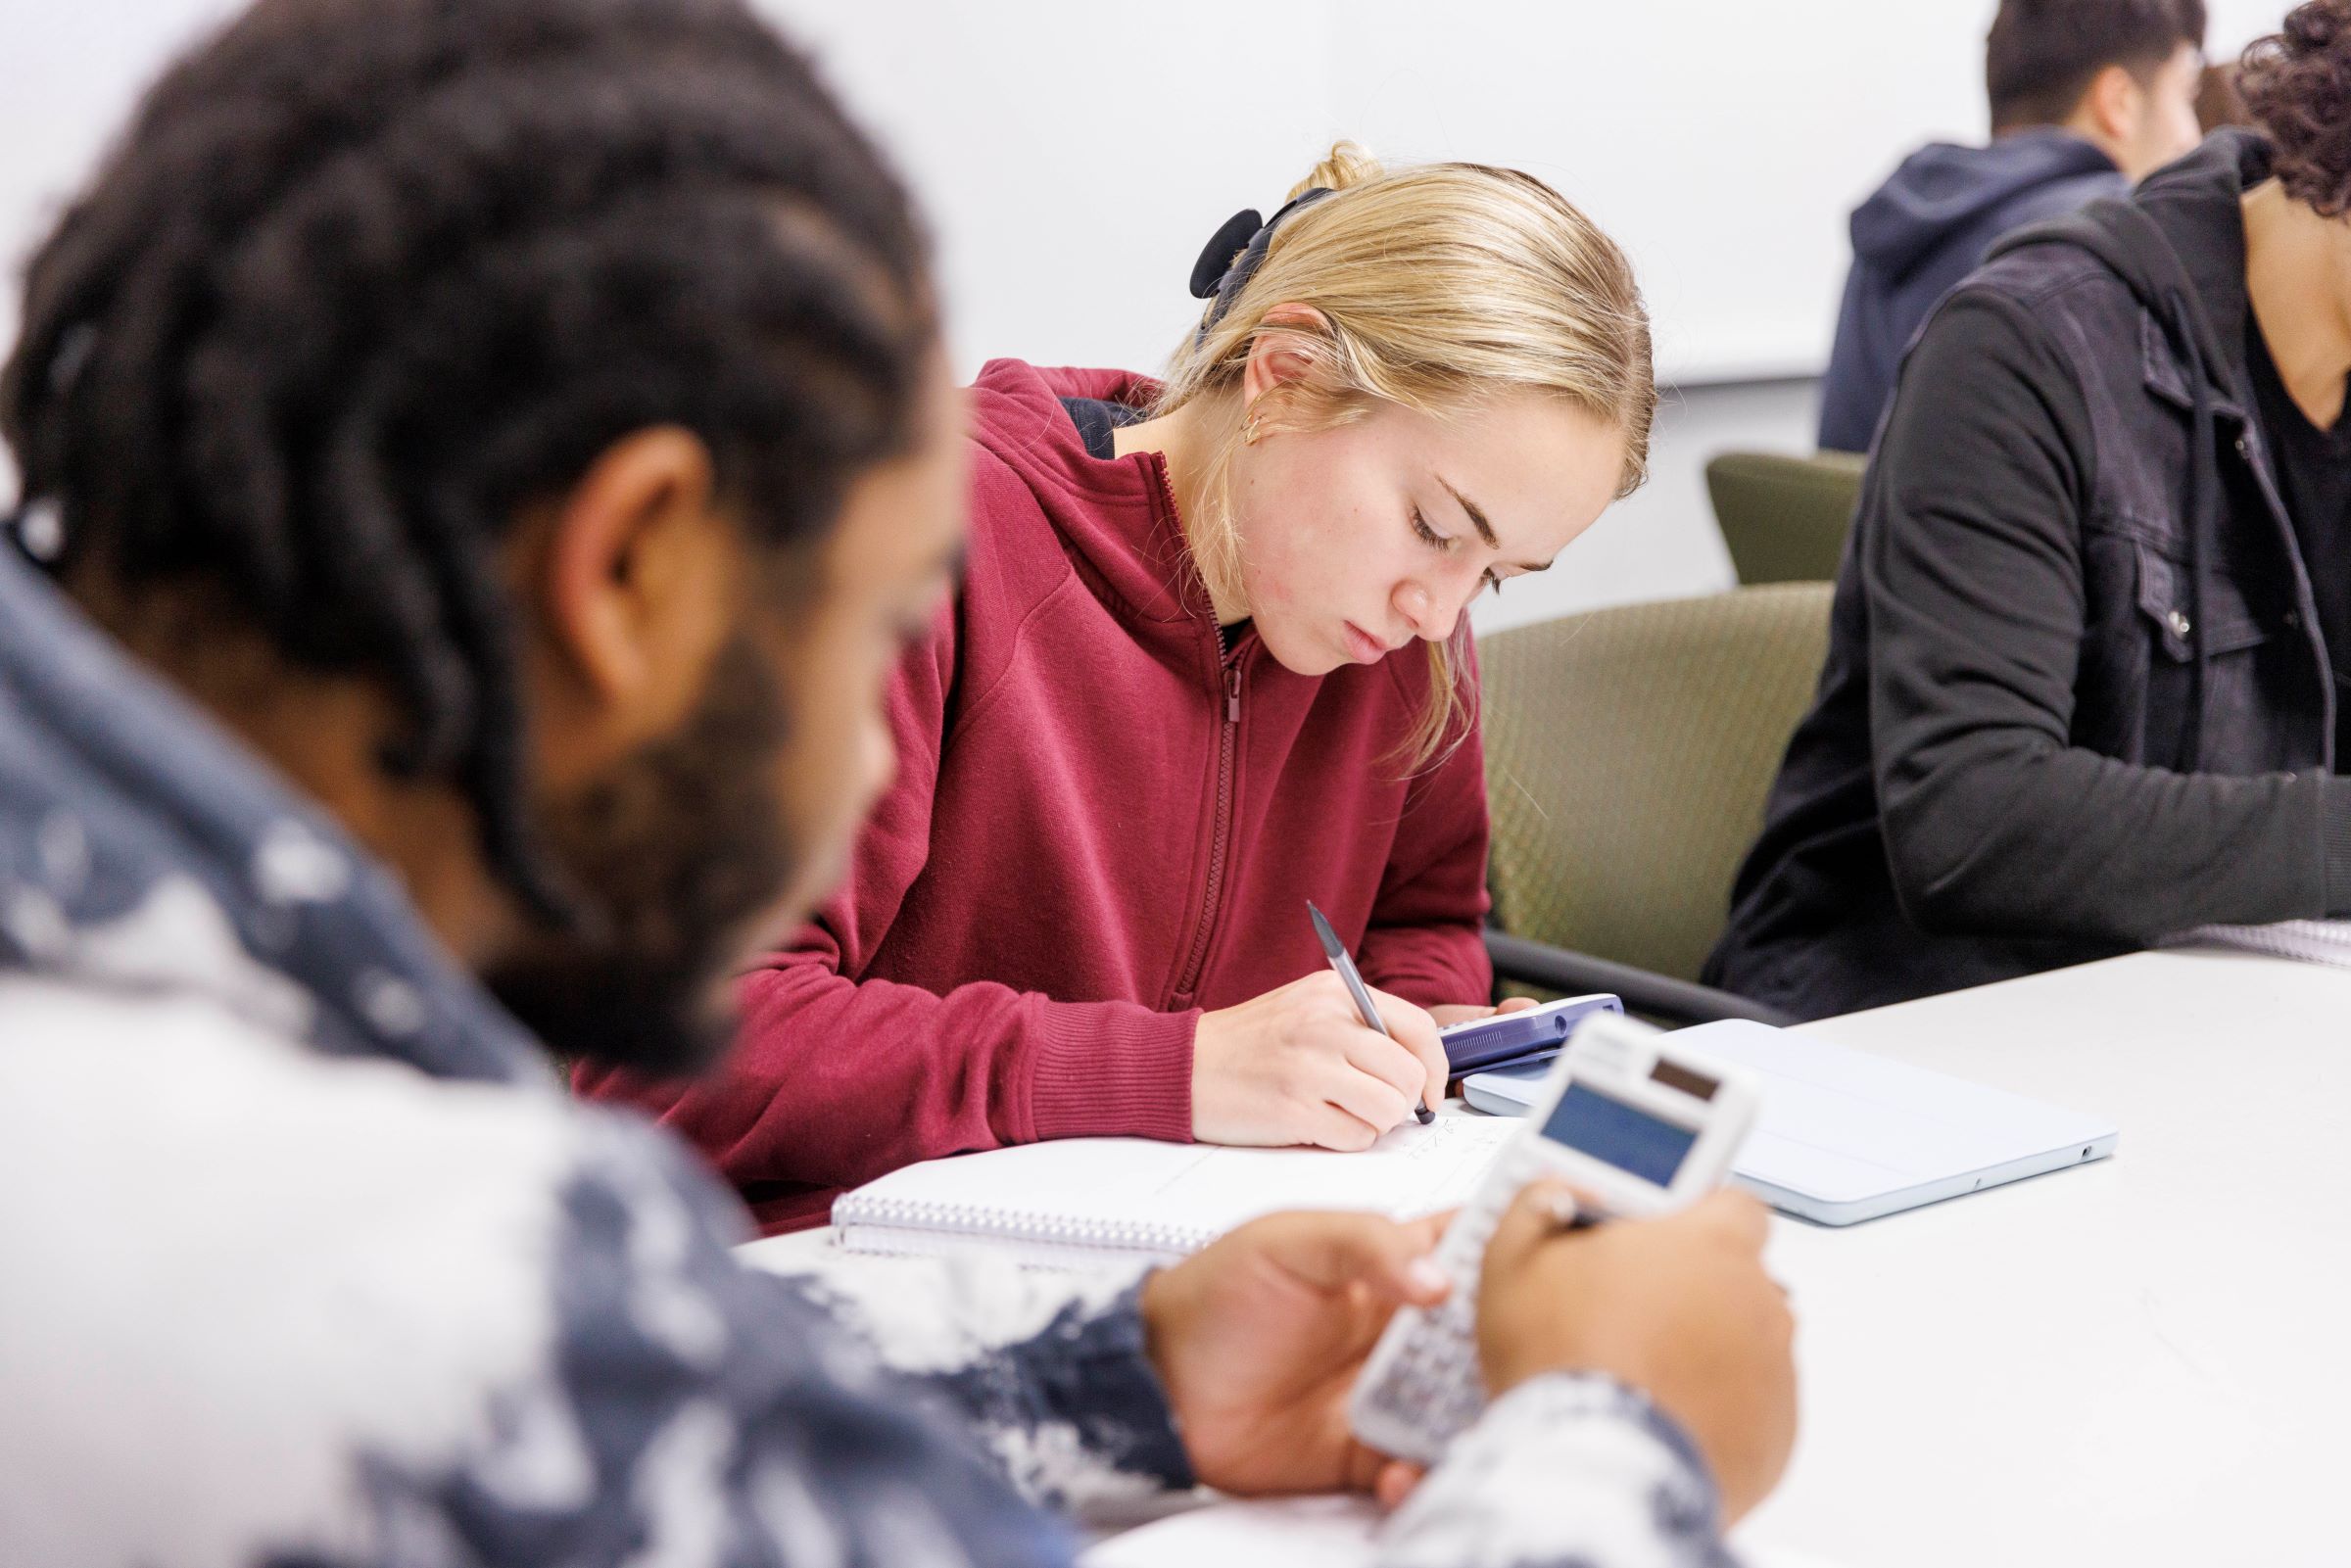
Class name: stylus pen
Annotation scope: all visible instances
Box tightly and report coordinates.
[1307,899,1437,1125]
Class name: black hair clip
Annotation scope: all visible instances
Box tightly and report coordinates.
[1188,187,1334,342]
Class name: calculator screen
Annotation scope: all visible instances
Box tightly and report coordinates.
[1539,1081,1698,1186]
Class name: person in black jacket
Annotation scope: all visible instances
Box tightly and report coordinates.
[1708,0,2351,1022]
[1817,0,2207,453]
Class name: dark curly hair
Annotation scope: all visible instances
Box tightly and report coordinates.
[1987,0,2208,132]
[0,0,936,923]
[2241,0,2351,215]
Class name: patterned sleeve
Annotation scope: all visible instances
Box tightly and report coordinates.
[749,1248,1196,1515]
[593,1120,1723,1568]
[1375,1374,1737,1568]
[498,1112,1088,1568]
[750,1240,1742,1568]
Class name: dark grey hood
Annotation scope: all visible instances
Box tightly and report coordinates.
[1851,128,2120,283]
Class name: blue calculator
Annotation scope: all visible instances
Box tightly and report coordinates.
[1438,993,1622,1074]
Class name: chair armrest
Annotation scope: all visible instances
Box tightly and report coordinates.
[1484,929,1797,1029]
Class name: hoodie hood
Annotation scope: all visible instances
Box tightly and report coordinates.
[965,358,1215,632]
[1851,128,2121,283]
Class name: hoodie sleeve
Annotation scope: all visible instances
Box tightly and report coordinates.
[571,603,1198,1215]
[1863,286,2349,940]
[1357,653,1496,1011]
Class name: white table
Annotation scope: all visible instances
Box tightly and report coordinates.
[742,948,2351,1567]
[1739,948,2351,1568]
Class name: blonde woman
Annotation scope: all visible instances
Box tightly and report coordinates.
[582,145,1656,1233]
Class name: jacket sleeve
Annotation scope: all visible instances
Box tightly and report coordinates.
[748,1249,1195,1513]
[752,1233,1734,1568]
[1864,288,2351,941]
[512,1112,1094,1567]
[1377,1375,1734,1568]
[1357,655,1496,1009]
[573,606,1197,1199]
[584,1117,1730,1568]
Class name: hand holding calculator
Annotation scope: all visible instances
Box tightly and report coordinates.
[1348,1012,1762,1466]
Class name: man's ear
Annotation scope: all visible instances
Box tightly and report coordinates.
[533,425,731,716]
[2080,63,2143,150]
[1241,303,1335,408]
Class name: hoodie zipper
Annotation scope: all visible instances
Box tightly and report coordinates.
[1171,649,1245,1010]
[1139,444,1249,1013]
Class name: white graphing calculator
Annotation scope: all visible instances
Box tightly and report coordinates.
[1347,1013,1761,1466]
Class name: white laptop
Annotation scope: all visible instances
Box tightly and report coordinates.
[1462,1020,2118,1226]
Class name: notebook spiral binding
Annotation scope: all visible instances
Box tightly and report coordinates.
[834,1195,1209,1260]
[2165,920,2351,971]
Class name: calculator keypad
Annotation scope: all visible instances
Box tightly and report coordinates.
[1351,1022,1751,1468]
[1351,1162,1525,1460]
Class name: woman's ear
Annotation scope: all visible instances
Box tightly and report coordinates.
[1241,303,1335,407]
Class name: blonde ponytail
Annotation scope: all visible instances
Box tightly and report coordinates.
[1157,143,1655,769]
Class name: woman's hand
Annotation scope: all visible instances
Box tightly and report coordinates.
[1192,972,1449,1148]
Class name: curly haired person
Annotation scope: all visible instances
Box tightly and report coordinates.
[1713,0,2351,1020]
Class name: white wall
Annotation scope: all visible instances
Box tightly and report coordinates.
[0,0,2305,628]
[758,0,2294,633]
[778,0,1972,386]
[0,0,239,382]
[770,0,2298,384]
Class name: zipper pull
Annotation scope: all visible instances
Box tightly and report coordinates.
[1225,665,1242,723]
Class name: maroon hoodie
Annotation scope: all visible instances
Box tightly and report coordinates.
[578,359,1493,1233]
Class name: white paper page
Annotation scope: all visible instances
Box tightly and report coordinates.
[1144,1117,1511,1218]
[839,1116,1515,1241]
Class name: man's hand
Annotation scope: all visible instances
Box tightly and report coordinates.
[1477,1182,1798,1525]
[1138,1210,1450,1501]
[1192,973,1450,1148]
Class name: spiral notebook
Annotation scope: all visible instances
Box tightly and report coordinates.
[832,1117,1517,1270]
[2162,920,2351,971]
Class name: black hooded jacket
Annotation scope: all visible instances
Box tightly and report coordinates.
[1707,132,2351,1022]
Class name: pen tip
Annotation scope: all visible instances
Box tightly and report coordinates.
[1415,1103,1436,1124]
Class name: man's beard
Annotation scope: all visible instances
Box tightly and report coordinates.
[485,636,799,1079]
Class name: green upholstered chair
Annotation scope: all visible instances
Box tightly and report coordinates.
[1475,584,1835,1026]
[1704,450,1867,585]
